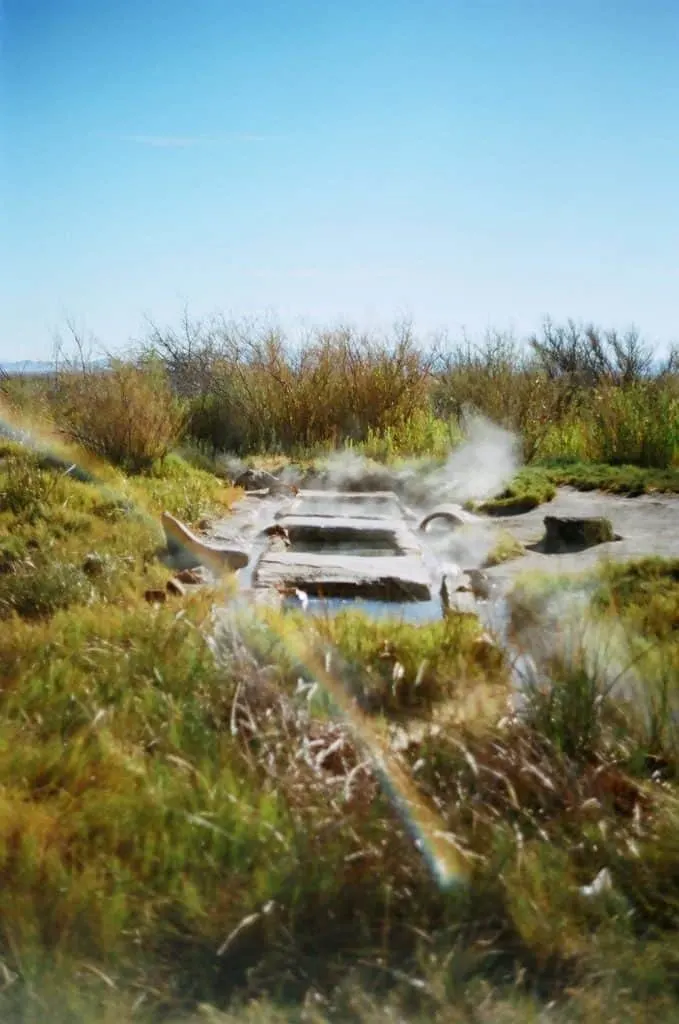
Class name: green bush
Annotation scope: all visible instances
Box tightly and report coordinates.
[147,321,436,455]
[52,359,187,472]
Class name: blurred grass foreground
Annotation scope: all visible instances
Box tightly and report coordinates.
[0,315,679,1021]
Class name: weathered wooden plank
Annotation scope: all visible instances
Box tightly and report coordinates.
[253,551,434,601]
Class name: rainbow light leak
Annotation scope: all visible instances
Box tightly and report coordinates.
[275,624,471,888]
[0,397,470,889]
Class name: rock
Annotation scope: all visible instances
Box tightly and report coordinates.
[235,468,298,495]
[161,512,249,574]
[166,577,186,597]
[464,568,491,600]
[82,553,106,578]
[440,574,478,615]
[175,567,208,585]
[235,468,278,490]
[144,588,167,605]
[444,591,478,615]
[542,515,617,553]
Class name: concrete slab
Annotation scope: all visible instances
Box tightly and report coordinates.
[253,551,434,601]
[267,515,424,556]
[275,490,404,521]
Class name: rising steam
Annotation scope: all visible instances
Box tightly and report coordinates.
[311,412,520,507]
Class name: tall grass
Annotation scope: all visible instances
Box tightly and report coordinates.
[141,315,679,469]
[147,318,435,456]
[7,315,679,476]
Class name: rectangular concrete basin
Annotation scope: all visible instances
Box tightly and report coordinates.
[275,490,404,521]
[258,489,437,603]
[270,515,423,557]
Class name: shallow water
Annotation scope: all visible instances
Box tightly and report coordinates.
[281,593,446,623]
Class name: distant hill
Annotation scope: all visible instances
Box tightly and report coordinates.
[1,361,56,375]
[1,360,110,376]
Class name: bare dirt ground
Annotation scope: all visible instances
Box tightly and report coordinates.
[485,487,679,591]
[208,485,679,609]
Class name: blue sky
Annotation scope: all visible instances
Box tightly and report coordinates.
[2,0,678,360]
